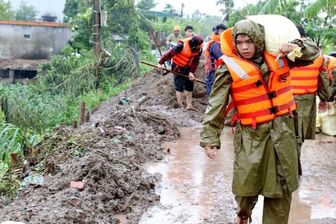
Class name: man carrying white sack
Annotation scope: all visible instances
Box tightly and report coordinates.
[200,18,320,224]
[290,26,330,175]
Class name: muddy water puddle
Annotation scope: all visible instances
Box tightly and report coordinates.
[140,127,336,224]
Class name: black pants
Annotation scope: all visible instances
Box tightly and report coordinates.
[172,64,194,92]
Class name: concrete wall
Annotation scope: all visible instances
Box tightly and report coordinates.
[0,23,72,59]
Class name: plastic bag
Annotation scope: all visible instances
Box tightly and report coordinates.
[317,100,336,136]
[247,15,300,56]
[320,115,336,136]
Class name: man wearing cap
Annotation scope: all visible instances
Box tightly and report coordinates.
[166,26,181,47]
[158,35,203,110]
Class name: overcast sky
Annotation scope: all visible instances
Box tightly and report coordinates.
[9,0,261,21]
[10,0,66,21]
[153,0,259,16]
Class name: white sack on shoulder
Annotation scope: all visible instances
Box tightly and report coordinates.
[247,14,301,57]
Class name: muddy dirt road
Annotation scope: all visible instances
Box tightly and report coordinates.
[0,62,335,224]
[0,65,206,224]
[140,128,336,224]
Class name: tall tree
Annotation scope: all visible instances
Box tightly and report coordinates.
[304,0,336,18]
[303,0,336,48]
[63,0,79,22]
[163,4,177,14]
[191,9,205,22]
[103,0,150,49]
[259,0,280,14]
[136,0,157,23]
[15,1,38,21]
[63,0,91,22]
[228,2,264,26]
[259,0,301,22]
[63,0,92,50]
[0,0,14,20]
[136,0,156,10]
[258,0,335,48]
[216,0,234,22]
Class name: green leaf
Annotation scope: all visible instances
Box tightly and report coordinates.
[259,0,281,14]
[304,0,336,18]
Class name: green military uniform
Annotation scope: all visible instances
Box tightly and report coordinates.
[293,63,329,174]
[200,20,320,223]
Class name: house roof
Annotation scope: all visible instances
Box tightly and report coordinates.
[0,59,49,71]
[0,20,69,28]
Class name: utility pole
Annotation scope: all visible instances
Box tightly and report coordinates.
[181,3,184,18]
[93,0,102,87]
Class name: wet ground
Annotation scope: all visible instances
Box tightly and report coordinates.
[0,59,207,224]
[141,128,336,224]
[1,60,335,223]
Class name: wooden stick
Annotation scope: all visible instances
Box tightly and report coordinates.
[141,60,206,85]
[150,31,165,62]
[80,102,86,125]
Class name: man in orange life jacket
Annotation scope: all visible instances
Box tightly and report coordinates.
[184,25,194,38]
[290,26,330,176]
[200,20,320,223]
[158,35,203,109]
[204,24,227,96]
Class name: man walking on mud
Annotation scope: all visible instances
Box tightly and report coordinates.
[200,19,320,223]
[158,35,203,110]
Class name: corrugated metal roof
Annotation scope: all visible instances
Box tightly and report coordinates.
[0,20,69,28]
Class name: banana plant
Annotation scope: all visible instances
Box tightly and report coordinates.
[304,0,336,18]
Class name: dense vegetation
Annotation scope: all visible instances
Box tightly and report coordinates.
[0,0,155,193]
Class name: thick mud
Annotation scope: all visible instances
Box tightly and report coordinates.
[0,62,206,223]
[0,109,176,223]
[141,128,336,224]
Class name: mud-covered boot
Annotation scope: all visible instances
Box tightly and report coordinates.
[233,216,249,224]
[185,91,197,111]
[175,91,184,108]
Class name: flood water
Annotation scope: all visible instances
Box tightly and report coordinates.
[140,127,336,224]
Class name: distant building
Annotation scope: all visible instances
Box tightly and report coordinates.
[0,20,71,60]
[0,20,72,82]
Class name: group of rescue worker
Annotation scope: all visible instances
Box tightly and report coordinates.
[157,18,336,224]
[158,25,200,110]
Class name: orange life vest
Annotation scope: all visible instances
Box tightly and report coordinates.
[172,38,201,67]
[204,34,220,74]
[326,55,336,80]
[219,28,296,128]
[290,54,323,95]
